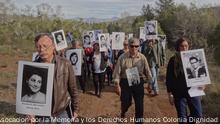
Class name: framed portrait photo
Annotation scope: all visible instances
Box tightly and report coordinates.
[32,52,39,61]
[112,32,125,50]
[144,20,158,40]
[157,35,166,50]
[52,29,68,51]
[139,27,146,41]
[87,30,96,45]
[65,49,82,76]
[98,33,109,52]
[16,61,54,116]
[181,49,211,87]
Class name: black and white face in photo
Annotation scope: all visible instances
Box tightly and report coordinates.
[101,35,105,42]
[146,23,155,34]
[84,35,90,45]
[70,53,78,65]
[27,74,42,93]
[115,34,120,42]
[55,33,64,44]
[89,32,94,39]
[190,57,199,70]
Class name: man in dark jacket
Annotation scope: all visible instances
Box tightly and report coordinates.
[33,33,79,123]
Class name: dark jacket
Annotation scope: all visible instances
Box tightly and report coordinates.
[35,55,79,116]
[90,52,108,73]
[165,56,189,97]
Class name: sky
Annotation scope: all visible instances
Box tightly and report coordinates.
[7,0,220,19]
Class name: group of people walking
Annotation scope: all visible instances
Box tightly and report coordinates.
[25,32,204,124]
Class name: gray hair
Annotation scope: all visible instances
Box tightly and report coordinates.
[34,33,54,43]
[128,38,140,46]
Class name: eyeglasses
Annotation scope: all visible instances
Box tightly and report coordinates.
[130,45,139,48]
[123,44,128,46]
[36,44,53,51]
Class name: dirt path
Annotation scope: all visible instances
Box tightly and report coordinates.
[0,54,177,123]
[77,70,177,124]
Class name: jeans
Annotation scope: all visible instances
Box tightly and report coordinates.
[93,72,105,96]
[120,78,144,124]
[174,96,202,124]
[150,63,159,94]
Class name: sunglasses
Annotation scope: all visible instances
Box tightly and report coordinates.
[123,44,128,46]
[130,45,139,48]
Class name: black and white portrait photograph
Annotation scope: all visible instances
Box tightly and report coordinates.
[32,52,39,61]
[144,20,158,40]
[21,65,47,104]
[112,32,125,50]
[87,30,95,44]
[94,29,103,41]
[65,49,82,76]
[139,27,146,41]
[126,67,140,87]
[158,35,166,50]
[52,29,68,51]
[181,49,211,87]
[128,33,133,40]
[98,33,108,51]
[83,34,92,48]
[16,61,54,116]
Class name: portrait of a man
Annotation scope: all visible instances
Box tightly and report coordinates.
[83,35,91,48]
[69,52,78,65]
[181,49,211,87]
[186,56,207,79]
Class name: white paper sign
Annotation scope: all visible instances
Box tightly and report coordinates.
[52,29,68,51]
[112,32,125,50]
[181,49,211,87]
[98,33,108,52]
[32,52,39,61]
[65,49,82,76]
[126,67,140,86]
[16,61,54,116]
[144,20,158,40]
[139,27,146,40]
[188,86,205,97]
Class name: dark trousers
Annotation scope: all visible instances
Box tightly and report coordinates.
[106,66,113,85]
[93,72,105,96]
[174,95,202,124]
[120,79,144,124]
[76,76,85,93]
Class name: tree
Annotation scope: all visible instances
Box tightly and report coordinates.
[141,4,155,21]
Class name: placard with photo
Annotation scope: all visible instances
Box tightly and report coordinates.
[52,29,68,51]
[32,52,39,61]
[16,61,54,116]
[139,27,146,41]
[157,35,166,50]
[128,33,133,40]
[65,49,82,76]
[181,49,211,87]
[98,33,108,52]
[94,29,103,41]
[87,30,96,44]
[83,34,92,48]
[126,67,140,87]
[112,32,125,50]
[144,20,158,40]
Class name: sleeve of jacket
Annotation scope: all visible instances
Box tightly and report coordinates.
[67,61,79,113]
[112,55,122,84]
[143,55,152,83]
[166,57,174,93]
